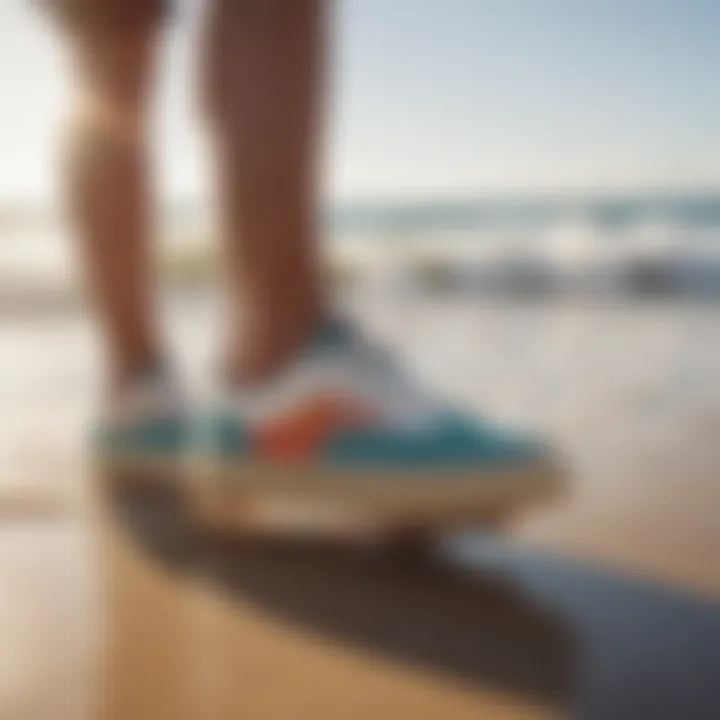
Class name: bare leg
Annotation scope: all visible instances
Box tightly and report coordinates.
[58,7,164,391]
[202,0,327,383]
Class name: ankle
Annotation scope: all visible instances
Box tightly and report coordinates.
[224,303,326,386]
[107,352,167,400]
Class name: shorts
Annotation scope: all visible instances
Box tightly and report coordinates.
[38,0,171,30]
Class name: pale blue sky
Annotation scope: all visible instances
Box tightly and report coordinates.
[0,0,718,204]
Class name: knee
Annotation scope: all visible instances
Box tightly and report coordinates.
[53,0,164,100]
[43,0,167,37]
[59,9,162,141]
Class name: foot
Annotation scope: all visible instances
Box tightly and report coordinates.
[193,319,563,528]
[94,363,186,475]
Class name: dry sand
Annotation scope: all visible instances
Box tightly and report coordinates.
[1,295,720,719]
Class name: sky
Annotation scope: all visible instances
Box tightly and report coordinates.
[0,0,719,205]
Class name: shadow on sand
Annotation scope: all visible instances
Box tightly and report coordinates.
[102,473,720,720]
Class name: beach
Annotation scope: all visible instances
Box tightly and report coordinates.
[3,0,720,713]
[0,0,720,720]
[2,291,720,719]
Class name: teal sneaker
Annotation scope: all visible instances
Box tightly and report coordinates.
[94,365,186,477]
[192,320,564,530]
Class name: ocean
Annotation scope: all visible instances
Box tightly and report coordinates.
[2,192,720,304]
[329,193,720,297]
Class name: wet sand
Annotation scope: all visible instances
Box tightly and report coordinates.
[2,296,720,719]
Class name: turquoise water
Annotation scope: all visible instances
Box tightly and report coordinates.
[3,193,720,297]
[326,194,720,298]
[330,193,720,235]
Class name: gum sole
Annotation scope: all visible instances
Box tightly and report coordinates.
[189,457,566,540]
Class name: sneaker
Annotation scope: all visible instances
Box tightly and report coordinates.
[94,364,186,476]
[192,319,563,529]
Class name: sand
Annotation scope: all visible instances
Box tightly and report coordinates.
[1,294,720,719]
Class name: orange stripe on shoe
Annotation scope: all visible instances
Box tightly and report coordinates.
[255,395,378,463]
